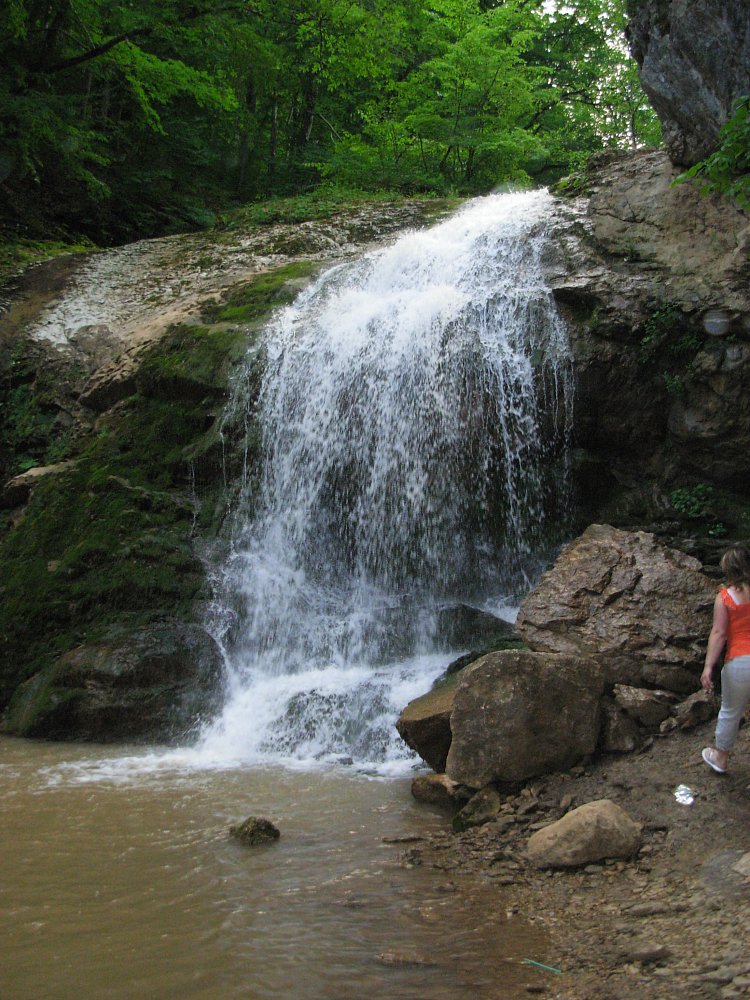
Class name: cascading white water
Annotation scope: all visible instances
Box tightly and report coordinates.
[200,190,573,773]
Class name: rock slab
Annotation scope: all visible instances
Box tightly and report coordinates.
[627,0,750,166]
[526,799,642,868]
[396,676,458,772]
[445,649,604,788]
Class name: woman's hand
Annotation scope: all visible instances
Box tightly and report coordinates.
[700,666,714,693]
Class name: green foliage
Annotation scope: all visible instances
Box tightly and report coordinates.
[201,262,319,324]
[638,302,685,362]
[0,380,74,475]
[638,302,704,398]
[675,97,750,212]
[662,371,685,397]
[0,0,659,242]
[669,483,727,538]
[0,237,94,285]
[670,483,714,519]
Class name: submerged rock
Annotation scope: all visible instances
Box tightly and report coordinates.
[411,773,464,808]
[229,816,281,846]
[526,799,642,869]
[445,649,604,788]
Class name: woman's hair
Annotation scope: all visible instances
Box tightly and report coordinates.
[721,547,750,588]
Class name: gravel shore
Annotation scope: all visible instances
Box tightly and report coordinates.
[399,720,750,999]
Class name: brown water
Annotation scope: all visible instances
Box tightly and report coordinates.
[0,737,551,1000]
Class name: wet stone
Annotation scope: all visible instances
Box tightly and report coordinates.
[229,816,281,846]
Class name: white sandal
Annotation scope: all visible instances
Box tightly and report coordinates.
[702,747,728,774]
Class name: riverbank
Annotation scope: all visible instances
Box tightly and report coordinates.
[398,718,750,999]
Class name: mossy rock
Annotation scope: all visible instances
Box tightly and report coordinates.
[0,314,265,715]
[200,261,319,326]
[135,323,250,402]
[4,620,224,741]
[229,816,281,846]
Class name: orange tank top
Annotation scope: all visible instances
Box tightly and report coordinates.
[720,588,750,661]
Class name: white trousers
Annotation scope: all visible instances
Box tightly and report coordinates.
[716,654,750,751]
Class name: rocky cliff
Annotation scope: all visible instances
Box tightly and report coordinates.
[547,148,749,549]
[626,0,750,166]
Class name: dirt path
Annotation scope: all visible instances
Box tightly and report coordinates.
[402,720,750,999]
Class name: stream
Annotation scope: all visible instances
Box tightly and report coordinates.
[1,737,550,1000]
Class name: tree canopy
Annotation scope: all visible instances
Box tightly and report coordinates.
[0,0,660,243]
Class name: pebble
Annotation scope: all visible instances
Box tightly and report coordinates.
[619,942,671,963]
[701,968,741,984]
[626,901,671,916]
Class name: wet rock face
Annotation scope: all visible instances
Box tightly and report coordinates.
[626,0,750,166]
[546,149,750,503]
[516,524,716,688]
[396,676,457,773]
[445,650,604,788]
[3,622,224,742]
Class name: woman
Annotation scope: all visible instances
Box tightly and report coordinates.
[700,546,750,773]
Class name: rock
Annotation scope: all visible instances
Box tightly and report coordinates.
[619,941,672,964]
[411,773,463,808]
[452,786,502,832]
[526,799,642,869]
[445,650,604,788]
[599,698,643,754]
[229,816,280,846]
[396,675,457,772]
[730,853,750,879]
[640,661,702,695]
[675,688,717,729]
[546,149,750,509]
[79,360,138,412]
[626,0,750,166]
[3,621,223,741]
[613,685,679,728]
[434,604,517,649]
[1,460,78,508]
[516,525,716,690]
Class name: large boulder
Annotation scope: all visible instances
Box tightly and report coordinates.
[526,799,642,868]
[3,621,224,741]
[445,650,604,788]
[626,0,750,166]
[516,525,716,689]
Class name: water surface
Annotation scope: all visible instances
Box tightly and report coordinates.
[1,738,550,1000]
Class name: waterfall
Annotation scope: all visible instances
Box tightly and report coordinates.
[199,190,572,773]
